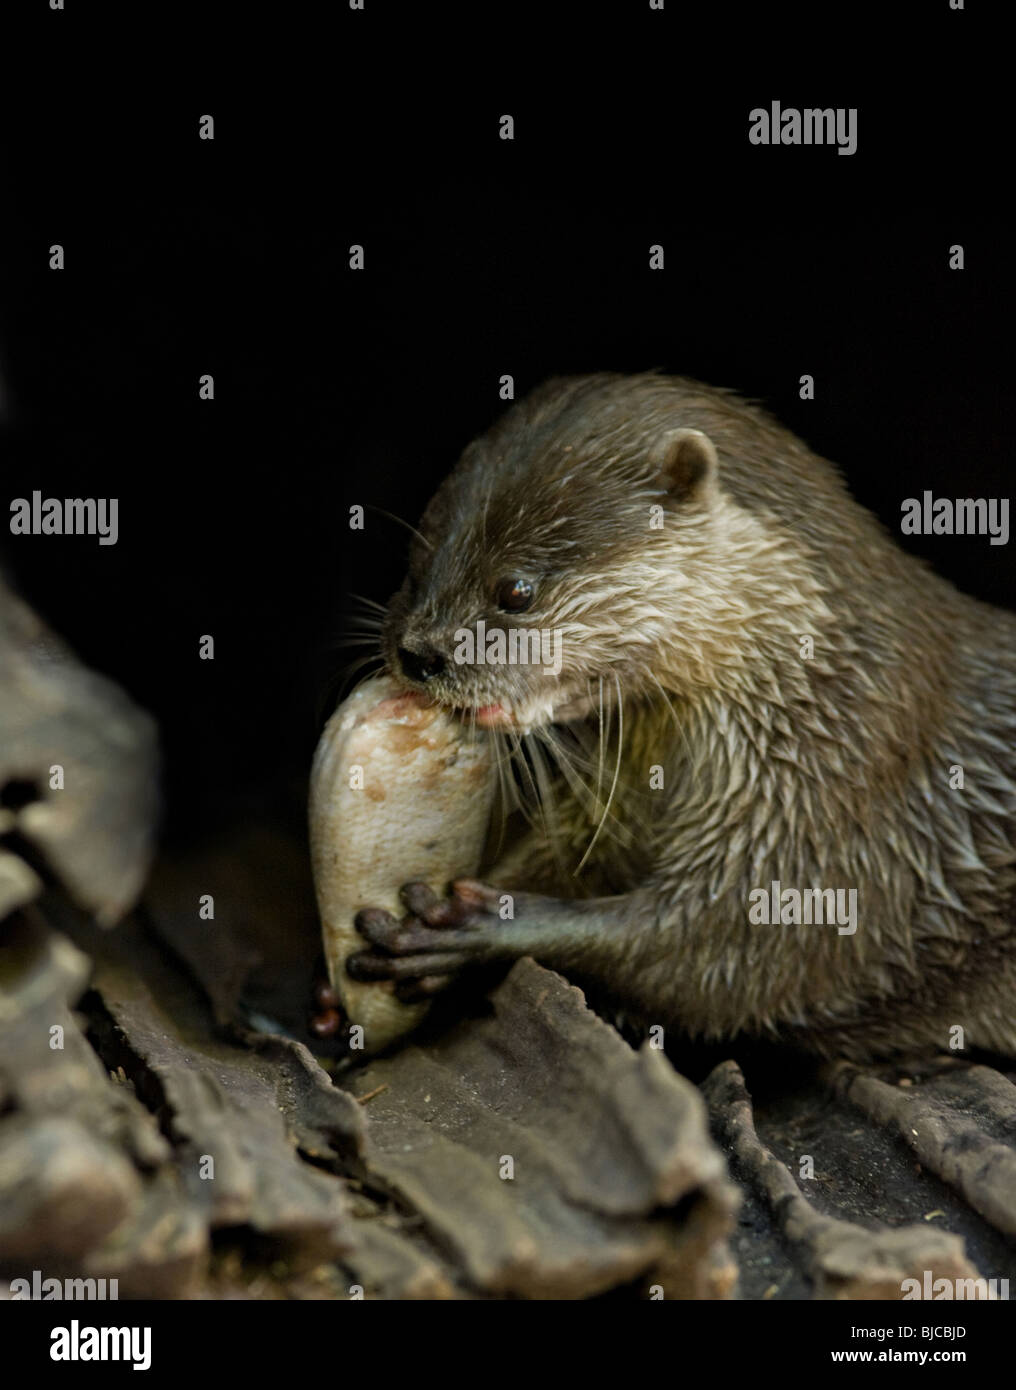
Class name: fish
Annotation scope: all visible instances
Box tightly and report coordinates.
[308,674,496,1051]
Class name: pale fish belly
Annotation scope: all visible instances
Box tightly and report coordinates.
[308,673,496,1051]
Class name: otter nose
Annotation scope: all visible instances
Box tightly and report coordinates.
[397,644,446,683]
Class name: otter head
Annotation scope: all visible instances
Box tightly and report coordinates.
[382,377,728,731]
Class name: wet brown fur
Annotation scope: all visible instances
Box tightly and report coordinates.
[383,374,1016,1060]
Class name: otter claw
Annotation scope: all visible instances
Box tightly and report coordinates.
[349,879,508,988]
[353,907,460,954]
[398,880,455,924]
[398,879,491,928]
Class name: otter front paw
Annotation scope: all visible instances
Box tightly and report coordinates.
[348,879,507,1003]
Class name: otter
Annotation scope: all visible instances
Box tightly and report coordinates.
[347,373,1016,1061]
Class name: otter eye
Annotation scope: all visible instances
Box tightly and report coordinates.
[496,577,534,613]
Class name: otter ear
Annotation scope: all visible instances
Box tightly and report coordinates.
[651,428,719,502]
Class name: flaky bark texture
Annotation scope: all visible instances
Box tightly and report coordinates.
[2,579,1013,1299]
[0,574,158,925]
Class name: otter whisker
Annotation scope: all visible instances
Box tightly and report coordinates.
[506,730,551,841]
[341,616,385,632]
[557,717,650,848]
[314,652,386,728]
[348,592,390,615]
[342,653,387,684]
[527,731,569,879]
[331,635,386,650]
[491,730,521,816]
[577,669,625,874]
[485,730,515,866]
[596,674,606,819]
[480,472,495,551]
[533,723,598,828]
[364,506,433,553]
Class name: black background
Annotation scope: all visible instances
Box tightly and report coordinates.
[1,0,1008,846]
